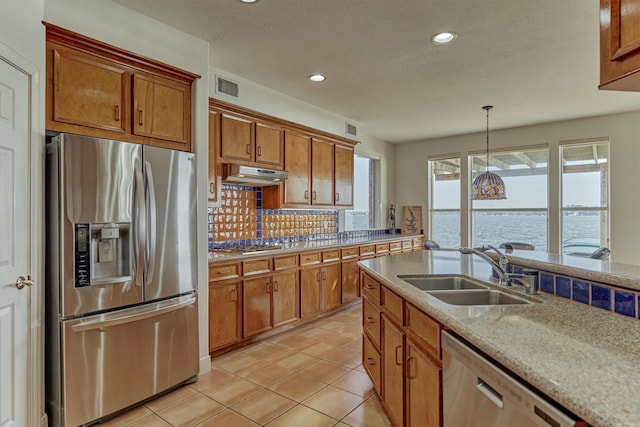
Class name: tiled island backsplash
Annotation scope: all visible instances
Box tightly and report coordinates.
[208,184,386,249]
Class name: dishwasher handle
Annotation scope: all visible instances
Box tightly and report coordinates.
[476,377,504,409]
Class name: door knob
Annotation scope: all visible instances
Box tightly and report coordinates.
[16,275,35,290]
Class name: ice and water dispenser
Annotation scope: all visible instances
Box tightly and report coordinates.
[74,222,132,287]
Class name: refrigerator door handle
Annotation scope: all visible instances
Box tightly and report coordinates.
[144,160,157,285]
[71,296,196,332]
[134,160,145,287]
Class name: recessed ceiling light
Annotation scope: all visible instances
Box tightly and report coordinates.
[432,32,457,45]
[238,0,259,3]
[308,74,326,82]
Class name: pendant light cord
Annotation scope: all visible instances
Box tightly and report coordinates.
[483,105,493,173]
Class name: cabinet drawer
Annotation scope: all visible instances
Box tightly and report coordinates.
[341,246,359,259]
[406,303,442,360]
[381,286,404,325]
[300,251,321,266]
[209,263,240,281]
[360,244,375,257]
[243,258,272,276]
[402,239,414,250]
[274,254,299,270]
[322,249,341,263]
[375,243,389,253]
[363,334,381,396]
[363,298,381,349]
[362,274,380,305]
[389,241,402,252]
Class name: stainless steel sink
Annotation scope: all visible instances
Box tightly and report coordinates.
[427,289,531,306]
[397,275,489,291]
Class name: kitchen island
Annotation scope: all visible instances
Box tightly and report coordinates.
[358,250,640,427]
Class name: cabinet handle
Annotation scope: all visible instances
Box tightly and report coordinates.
[395,345,402,366]
[209,183,215,195]
[266,282,272,293]
[366,284,374,290]
[114,105,120,121]
[246,144,251,154]
[336,192,339,201]
[406,356,417,379]
[312,190,317,200]
[304,190,309,200]
[230,289,238,302]
[366,316,375,323]
[322,270,326,280]
[366,357,376,366]
[316,272,321,283]
[274,280,279,292]
[257,146,262,157]
[138,110,143,126]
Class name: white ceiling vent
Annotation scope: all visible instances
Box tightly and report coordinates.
[216,75,239,98]
[345,122,357,138]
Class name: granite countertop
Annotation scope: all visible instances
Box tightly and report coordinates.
[358,250,640,427]
[207,234,421,263]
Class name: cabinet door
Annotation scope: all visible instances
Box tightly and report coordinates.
[255,122,284,168]
[600,0,640,90]
[283,132,311,205]
[311,139,335,206]
[208,110,219,202]
[209,282,241,351]
[334,144,354,207]
[341,259,360,304]
[382,314,405,427]
[220,113,253,162]
[300,267,322,318]
[243,277,272,337]
[132,73,191,147]
[321,263,341,311]
[272,270,299,327]
[50,46,127,133]
[406,340,441,427]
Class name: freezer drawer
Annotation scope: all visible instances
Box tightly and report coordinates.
[52,295,198,427]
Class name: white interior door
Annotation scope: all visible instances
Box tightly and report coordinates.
[0,56,31,427]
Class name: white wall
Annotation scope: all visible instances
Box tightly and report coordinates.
[210,66,396,226]
[44,0,212,373]
[395,110,640,265]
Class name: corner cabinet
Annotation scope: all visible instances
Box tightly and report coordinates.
[45,22,198,151]
[599,0,640,91]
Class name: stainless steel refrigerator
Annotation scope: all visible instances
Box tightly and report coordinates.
[45,134,199,427]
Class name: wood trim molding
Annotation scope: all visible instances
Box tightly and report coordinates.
[43,21,200,85]
[209,97,359,148]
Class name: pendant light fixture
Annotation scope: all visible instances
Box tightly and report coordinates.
[472,105,507,200]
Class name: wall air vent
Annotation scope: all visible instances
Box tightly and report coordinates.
[345,122,357,138]
[215,75,239,98]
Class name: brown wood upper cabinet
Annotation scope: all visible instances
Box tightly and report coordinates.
[219,113,284,169]
[45,23,198,151]
[334,144,354,206]
[599,0,640,90]
[311,138,335,206]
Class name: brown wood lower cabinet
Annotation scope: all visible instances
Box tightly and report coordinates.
[341,259,360,304]
[382,314,405,427]
[244,271,300,337]
[301,261,340,318]
[406,339,441,427]
[361,272,443,427]
[208,281,241,352]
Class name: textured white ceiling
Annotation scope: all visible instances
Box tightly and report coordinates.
[116,0,640,143]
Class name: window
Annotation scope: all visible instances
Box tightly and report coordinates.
[344,154,376,230]
[560,140,609,257]
[428,156,461,248]
[470,147,548,250]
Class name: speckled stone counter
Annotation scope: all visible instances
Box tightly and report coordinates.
[208,234,421,263]
[358,250,640,427]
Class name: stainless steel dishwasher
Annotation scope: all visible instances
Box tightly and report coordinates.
[442,332,587,427]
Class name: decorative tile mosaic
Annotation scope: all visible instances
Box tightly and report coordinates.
[513,264,640,320]
[208,184,389,248]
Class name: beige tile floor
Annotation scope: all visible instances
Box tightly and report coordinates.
[99,302,392,427]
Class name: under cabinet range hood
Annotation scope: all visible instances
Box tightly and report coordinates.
[222,163,288,186]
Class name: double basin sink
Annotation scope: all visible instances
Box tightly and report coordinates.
[397,275,532,306]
